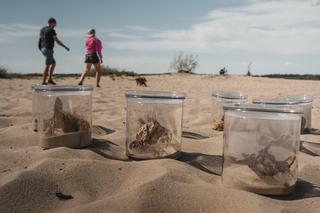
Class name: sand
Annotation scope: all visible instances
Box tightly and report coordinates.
[39,130,91,149]
[0,74,320,213]
[222,165,297,195]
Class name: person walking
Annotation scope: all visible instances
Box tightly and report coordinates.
[38,17,70,85]
[78,28,103,87]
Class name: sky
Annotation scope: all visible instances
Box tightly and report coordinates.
[0,0,320,75]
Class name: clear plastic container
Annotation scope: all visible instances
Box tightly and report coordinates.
[125,90,185,159]
[33,85,93,148]
[253,96,313,133]
[222,104,302,195]
[212,91,247,131]
[31,84,41,132]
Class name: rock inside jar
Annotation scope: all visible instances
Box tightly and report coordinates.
[212,116,224,131]
[129,118,177,157]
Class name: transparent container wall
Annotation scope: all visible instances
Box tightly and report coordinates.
[32,91,39,132]
[297,103,312,133]
[281,103,312,133]
[212,97,246,131]
[37,91,92,148]
[222,110,301,195]
[126,98,184,159]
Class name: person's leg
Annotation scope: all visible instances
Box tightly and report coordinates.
[41,48,51,84]
[47,50,56,85]
[93,63,102,87]
[42,64,50,85]
[48,63,56,84]
[78,63,92,85]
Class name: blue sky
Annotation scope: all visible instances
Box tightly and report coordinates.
[0,0,320,75]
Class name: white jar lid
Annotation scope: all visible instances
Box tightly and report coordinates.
[224,103,303,114]
[32,85,93,92]
[253,96,313,105]
[212,91,247,100]
[125,90,185,99]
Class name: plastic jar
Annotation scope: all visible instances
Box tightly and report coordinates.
[125,90,185,159]
[222,104,302,195]
[31,84,41,132]
[33,85,93,148]
[253,96,313,133]
[212,91,247,131]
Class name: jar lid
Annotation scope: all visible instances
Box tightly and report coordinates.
[31,84,41,90]
[212,91,247,100]
[125,90,185,99]
[224,103,303,114]
[253,96,313,105]
[32,85,94,92]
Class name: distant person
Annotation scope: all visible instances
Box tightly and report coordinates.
[78,28,103,87]
[38,17,70,85]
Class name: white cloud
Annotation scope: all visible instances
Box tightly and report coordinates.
[311,0,320,6]
[0,23,38,41]
[125,25,154,32]
[107,55,171,73]
[284,62,301,66]
[108,0,320,55]
[0,23,86,43]
[108,32,143,40]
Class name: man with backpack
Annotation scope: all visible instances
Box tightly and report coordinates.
[38,17,70,85]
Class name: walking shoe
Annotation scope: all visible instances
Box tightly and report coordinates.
[48,79,57,85]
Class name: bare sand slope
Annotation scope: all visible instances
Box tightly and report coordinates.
[0,75,320,213]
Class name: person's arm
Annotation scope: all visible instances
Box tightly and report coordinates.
[38,30,42,50]
[96,39,103,63]
[38,37,42,50]
[53,36,70,51]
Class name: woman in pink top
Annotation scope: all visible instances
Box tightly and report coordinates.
[78,28,103,87]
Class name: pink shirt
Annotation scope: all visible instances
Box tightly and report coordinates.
[85,36,103,59]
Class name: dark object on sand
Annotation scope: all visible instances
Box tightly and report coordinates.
[135,77,147,87]
[55,192,74,200]
[219,67,227,75]
[247,61,252,76]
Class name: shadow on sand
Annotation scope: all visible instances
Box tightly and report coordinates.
[182,131,210,140]
[300,140,320,157]
[177,152,223,176]
[92,125,116,136]
[88,138,128,161]
[267,179,320,200]
[303,128,320,135]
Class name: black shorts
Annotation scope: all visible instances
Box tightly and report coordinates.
[85,53,100,64]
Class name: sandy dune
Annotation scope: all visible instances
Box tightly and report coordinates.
[0,75,320,213]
